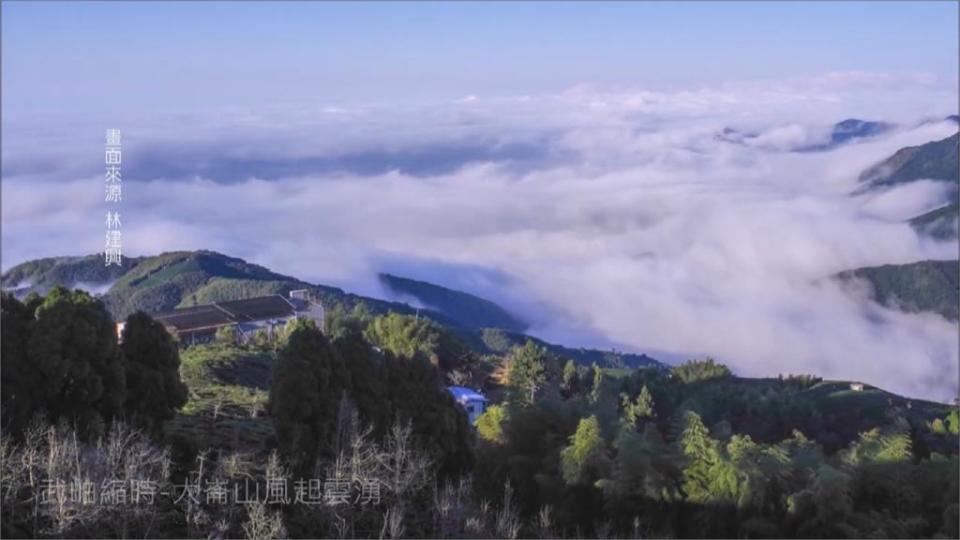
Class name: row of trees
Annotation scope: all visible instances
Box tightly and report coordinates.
[3,289,957,538]
[1,288,187,439]
[470,344,960,537]
[1,294,478,538]
[268,317,475,479]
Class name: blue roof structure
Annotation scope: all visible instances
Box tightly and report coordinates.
[447,386,488,402]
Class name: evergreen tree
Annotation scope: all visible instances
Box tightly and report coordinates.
[622,385,656,429]
[590,363,605,403]
[272,317,473,478]
[333,329,388,437]
[672,358,732,384]
[561,359,579,397]
[561,415,610,485]
[120,311,189,437]
[679,410,721,504]
[381,350,474,477]
[268,319,349,472]
[599,423,678,505]
[25,287,126,437]
[324,302,374,341]
[364,312,471,371]
[1,293,38,435]
[506,340,548,407]
[365,312,438,359]
[636,385,655,417]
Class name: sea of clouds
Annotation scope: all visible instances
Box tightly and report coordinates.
[2,71,958,400]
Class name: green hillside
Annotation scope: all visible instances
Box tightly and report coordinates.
[835,259,959,321]
[168,341,954,456]
[472,327,659,368]
[2,250,658,369]
[3,269,957,540]
[99,250,312,317]
[643,373,954,455]
[2,250,416,321]
[0,254,141,294]
[164,341,959,536]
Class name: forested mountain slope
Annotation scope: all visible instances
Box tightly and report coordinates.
[2,250,661,368]
[379,273,529,333]
[858,133,959,191]
[834,259,959,321]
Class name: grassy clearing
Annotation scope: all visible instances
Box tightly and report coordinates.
[166,343,276,451]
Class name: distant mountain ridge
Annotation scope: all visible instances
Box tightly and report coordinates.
[379,273,528,333]
[835,259,959,321]
[716,118,895,151]
[1,254,140,294]
[909,202,959,241]
[799,118,895,152]
[853,129,959,240]
[1,250,662,369]
[2,251,462,324]
[857,132,959,191]
[837,128,958,308]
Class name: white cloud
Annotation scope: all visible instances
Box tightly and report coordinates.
[2,72,958,401]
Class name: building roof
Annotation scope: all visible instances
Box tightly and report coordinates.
[217,295,296,321]
[287,296,311,311]
[447,386,488,403]
[153,294,298,332]
[153,305,235,332]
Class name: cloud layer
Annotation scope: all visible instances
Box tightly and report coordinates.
[2,72,958,401]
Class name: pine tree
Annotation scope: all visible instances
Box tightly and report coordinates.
[672,358,732,383]
[269,319,349,473]
[25,287,126,437]
[680,410,721,504]
[636,385,655,417]
[590,363,605,403]
[1,293,38,436]
[364,312,470,371]
[622,385,656,428]
[561,415,610,485]
[561,359,579,397]
[507,340,547,407]
[333,330,388,437]
[600,423,677,503]
[121,311,188,437]
[381,350,474,478]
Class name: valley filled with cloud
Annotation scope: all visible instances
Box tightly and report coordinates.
[2,71,957,400]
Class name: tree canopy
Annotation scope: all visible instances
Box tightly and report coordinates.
[121,311,189,436]
[268,318,349,472]
[23,287,126,436]
[506,340,549,407]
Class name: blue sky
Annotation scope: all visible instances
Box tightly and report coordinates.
[3,1,957,115]
[2,1,959,400]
